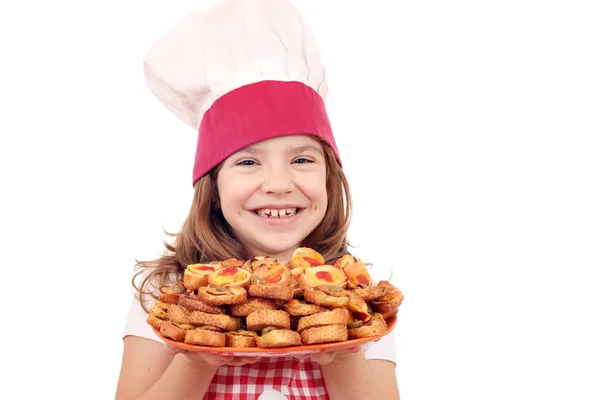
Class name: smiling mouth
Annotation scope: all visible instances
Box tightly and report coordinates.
[254,208,300,218]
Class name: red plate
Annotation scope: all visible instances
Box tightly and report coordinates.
[153,316,397,357]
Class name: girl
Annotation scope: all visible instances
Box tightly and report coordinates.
[115,1,400,399]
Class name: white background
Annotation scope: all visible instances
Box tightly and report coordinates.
[1,1,599,399]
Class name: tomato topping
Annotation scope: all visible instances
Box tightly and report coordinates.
[357,274,370,285]
[220,267,238,276]
[195,266,215,271]
[264,267,284,283]
[303,256,322,266]
[316,271,333,282]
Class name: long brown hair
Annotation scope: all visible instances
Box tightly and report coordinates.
[133,141,352,312]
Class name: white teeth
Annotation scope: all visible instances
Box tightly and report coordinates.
[255,208,298,218]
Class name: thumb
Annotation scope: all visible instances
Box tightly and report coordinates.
[312,351,336,365]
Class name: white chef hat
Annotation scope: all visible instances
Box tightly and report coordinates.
[143,0,342,185]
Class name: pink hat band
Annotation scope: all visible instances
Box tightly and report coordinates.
[192,80,342,185]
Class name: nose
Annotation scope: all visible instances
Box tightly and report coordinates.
[260,166,295,195]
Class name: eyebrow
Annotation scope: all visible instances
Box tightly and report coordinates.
[238,144,324,155]
[291,145,324,155]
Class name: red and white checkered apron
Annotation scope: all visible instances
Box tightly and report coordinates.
[205,357,329,399]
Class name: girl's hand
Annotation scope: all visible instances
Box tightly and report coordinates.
[165,343,260,367]
[292,345,362,365]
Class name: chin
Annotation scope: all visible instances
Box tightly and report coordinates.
[249,236,305,259]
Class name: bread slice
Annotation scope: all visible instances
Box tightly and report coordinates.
[159,320,196,342]
[252,262,292,285]
[178,293,225,314]
[187,310,242,331]
[208,267,252,289]
[196,286,247,305]
[303,286,350,308]
[348,314,387,339]
[371,282,404,313]
[351,284,394,302]
[297,308,349,332]
[184,327,226,347]
[300,324,348,345]
[183,263,221,290]
[158,283,186,304]
[146,314,165,331]
[225,330,258,347]
[289,247,325,270]
[283,299,329,316]
[297,266,348,289]
[229,297,279,317]
[150,301,168,319]
[335,255,372,289]
[347,292,371,322]
[256,329,302,348]
[242,256,278,272]
[221,258,245,269]
[166,304,190,324]
[247,262,294,301]
[381,307,399,320]
[248,284,294,301]
[246,309,291,331]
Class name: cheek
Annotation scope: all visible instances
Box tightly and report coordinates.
[315,183,328,205]
[301,175,328,207]
[218,178,256,212]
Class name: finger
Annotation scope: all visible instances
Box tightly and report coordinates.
[223,358,248,366]
[313,352,336,365]
[228,357,257,365]
[226,357,260,366]
[203,354,235,366]
[347,346,362,353]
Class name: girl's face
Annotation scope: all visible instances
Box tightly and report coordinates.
[216,135,328,263]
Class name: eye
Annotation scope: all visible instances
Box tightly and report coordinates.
[293,157,314,164]
[236,159,258,166]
